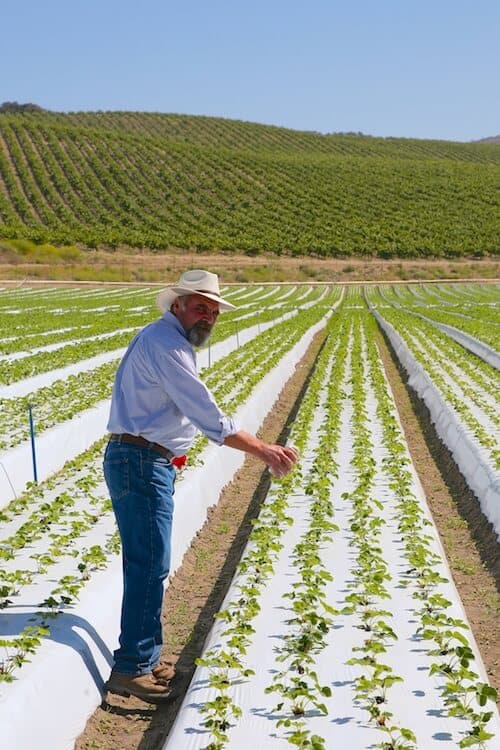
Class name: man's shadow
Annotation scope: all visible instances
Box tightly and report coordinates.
[0,607,114,693]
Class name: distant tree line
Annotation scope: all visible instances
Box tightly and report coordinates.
[0,102,46,113]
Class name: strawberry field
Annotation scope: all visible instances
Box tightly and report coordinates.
[0,282,498,750]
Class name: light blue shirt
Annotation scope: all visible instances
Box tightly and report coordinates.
[107,311,238,454]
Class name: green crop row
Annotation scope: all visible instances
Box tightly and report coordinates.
[376,283,500,349]
[1,285,325,383]
[368,303,500,469]
[363,310,497,748]
[0,300,335,683]
[0,111,499,256]
[196,315,342,749]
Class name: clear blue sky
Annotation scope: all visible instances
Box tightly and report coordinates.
[2,0,499,142]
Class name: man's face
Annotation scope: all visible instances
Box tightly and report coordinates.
[173,293,220,346]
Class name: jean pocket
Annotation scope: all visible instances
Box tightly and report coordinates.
[103,456,130,500]
[142,453,171,467]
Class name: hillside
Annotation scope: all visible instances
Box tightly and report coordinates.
[0,110,499,257]
[476,134,500,144]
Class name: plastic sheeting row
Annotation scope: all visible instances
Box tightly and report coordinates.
[372,309,500,539]
[0,312,332,750]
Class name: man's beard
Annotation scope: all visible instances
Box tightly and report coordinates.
[187,321,212,347]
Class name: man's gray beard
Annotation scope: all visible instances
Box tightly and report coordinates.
[187,322,212,347]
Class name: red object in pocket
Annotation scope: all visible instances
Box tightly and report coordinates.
[172,454,187,469]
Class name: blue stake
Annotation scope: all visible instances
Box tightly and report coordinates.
[28,404,38,483]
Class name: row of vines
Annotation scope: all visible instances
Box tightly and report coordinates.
[0,112,499,254]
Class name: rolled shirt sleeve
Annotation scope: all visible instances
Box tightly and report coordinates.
[152,345,238,445]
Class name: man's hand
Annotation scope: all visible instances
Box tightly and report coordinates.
[223,431,299,477]
[264,444,298,478]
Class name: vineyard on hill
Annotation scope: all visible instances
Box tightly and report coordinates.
[0,110,499,257]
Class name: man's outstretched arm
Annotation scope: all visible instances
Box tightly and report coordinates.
[223,430,298,478]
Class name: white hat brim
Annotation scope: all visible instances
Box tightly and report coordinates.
[157,286,236,313]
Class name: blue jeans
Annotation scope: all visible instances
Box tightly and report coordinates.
[103,440,176,675]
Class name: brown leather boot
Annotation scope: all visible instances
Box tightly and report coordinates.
[105,671,174,704]
[152,661,176,683]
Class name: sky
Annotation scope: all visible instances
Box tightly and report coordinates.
[2,0,499,142]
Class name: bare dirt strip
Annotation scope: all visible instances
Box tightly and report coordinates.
[75,324,499,750]
[1,252,499,284]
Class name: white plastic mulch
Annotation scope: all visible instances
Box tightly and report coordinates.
[0,311,332,750]
[373,310,500,539]
[0,309,300,503]
[163,345,500,750]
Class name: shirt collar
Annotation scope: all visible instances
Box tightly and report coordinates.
[162,310,188,338]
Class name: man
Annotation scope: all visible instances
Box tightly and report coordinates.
[104,269,298,703]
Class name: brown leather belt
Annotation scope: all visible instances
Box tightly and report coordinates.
[109,433,174,461]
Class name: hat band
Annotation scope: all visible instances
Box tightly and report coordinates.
[195,288,220,298]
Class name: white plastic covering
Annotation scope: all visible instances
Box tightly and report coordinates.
[372,310,500,539]
[0,288,335,504]
[0,314,296,504]
[163,353,500,749]
[412,311,500,370]
[0,312,331,750]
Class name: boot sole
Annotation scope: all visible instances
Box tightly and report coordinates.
[106,684,174,704]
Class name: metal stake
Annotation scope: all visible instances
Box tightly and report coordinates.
[28,404,38,483]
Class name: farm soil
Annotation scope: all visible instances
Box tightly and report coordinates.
[75,325,499,750]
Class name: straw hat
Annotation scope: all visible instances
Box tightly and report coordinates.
[157,269,236,313]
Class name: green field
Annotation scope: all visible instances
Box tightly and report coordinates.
[0,110,499,257]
